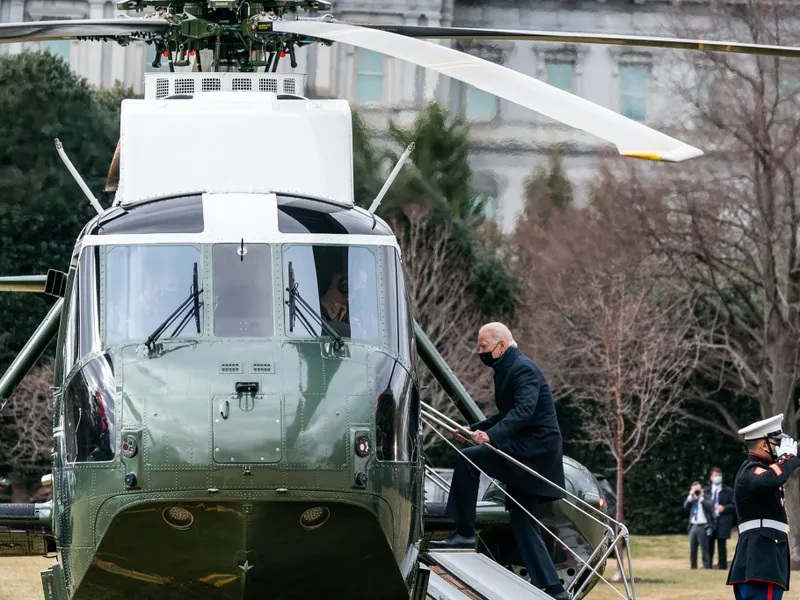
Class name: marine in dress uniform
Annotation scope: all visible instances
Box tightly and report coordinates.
[429,323,568,600]
[727,414,800,600]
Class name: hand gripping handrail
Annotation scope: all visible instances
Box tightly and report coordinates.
[421,402,636,600]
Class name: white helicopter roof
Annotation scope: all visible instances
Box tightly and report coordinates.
[115,73,354,207]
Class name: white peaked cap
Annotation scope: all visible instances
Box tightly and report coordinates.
[738,414,788,440]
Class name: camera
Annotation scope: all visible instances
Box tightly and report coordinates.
[693,490,701,496]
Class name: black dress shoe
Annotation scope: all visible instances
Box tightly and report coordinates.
[428,531,476,550]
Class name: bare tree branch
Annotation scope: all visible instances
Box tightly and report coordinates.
[394,206,490,447]
[513,190,697,524]
[0,360,54,473]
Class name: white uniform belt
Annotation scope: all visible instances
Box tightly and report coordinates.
[739,519,789,534]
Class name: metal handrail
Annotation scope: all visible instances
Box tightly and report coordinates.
[420,404,633,596]
[425,465,452,495]
[420,405,636,600]
[422,402,621,533]
[422,417,628,600]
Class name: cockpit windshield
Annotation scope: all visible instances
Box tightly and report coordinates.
[282,245,380,341]
[105,245,204,343]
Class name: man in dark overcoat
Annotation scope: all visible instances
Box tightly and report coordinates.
[727,414,800,600]
[707,466,735,570]
[429,322,567,600]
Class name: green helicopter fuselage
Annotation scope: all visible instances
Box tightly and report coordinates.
[48,191,423,599]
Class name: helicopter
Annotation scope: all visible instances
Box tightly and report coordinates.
[0,1,796,599]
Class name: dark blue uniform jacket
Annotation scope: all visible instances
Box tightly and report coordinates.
[727,452,800,590]
[471,346,565,500]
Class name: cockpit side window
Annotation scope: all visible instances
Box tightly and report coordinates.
[212,243,274,337]
[58,267,80,382]
[63,353,116,463]
[282,244,380,341]
[105,245,204,343]
[78,247,101,358]
[395,251,415,369]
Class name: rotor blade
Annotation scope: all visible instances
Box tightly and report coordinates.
[0,18,169,44]
[273,20,702,162]
[0,276,47,293]
[362,25,800,59]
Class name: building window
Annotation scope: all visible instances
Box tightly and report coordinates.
[695,67,715,111]
[620,64,647,121]
[478,194,497,220]
[467,87,498,120]
[473,172,499,220]
[779,74,800,96]
[43,40,70,64]
[546,60,575,93]
[355,48,383,104]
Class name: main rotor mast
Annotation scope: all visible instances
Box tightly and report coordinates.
[95,0,331,72]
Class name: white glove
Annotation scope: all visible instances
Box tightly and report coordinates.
[778,437,797,458]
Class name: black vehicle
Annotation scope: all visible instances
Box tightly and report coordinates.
[593,473,617,519]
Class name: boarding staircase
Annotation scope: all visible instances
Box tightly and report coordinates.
[424,550,552,600]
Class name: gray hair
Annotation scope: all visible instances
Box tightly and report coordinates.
[479,322,517,347]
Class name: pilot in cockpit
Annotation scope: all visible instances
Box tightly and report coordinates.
[320,271,351,323]
[320,267,376,339]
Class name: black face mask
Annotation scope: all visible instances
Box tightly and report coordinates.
[479,342,501,367]
[766,439,781,462]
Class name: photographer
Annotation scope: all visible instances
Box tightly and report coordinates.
[684,481,712,569]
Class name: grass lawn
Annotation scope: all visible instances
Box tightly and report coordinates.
[0,557,52,600]
[0,534,761,599]
[590,533,742,600]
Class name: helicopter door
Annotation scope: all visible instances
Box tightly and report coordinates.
[212,393,282,464]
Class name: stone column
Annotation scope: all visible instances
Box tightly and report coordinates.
[81,0,104,86]
[6,0,25,56]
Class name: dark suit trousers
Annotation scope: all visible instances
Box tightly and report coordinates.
[689,524,711,569]
[709,531,728,569]
[445,444,561,589]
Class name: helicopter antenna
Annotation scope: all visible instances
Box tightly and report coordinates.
[54,138,104,216]
[368,142,415,219]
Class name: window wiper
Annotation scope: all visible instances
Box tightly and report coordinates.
[145,262,203,351]
[285,261,344,350]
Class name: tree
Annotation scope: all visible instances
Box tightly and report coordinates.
[520,144,573,230]
[609,0,800,560]
[0,360,54,487]
[351,109,384,209]
[0,51,122,369]
[514,183,697,524]
[512,144,575,309]
[394,206,490,445]
[0,51,125,490]
[387,102,483,223]
[385,103,520,322]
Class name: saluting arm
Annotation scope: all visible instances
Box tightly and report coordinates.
[484,364,539,446]
[744,454,800,493]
